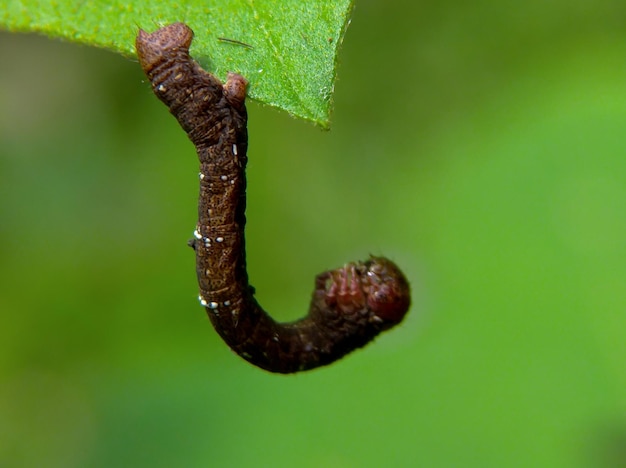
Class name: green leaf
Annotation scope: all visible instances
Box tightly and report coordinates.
[1,0,354,128]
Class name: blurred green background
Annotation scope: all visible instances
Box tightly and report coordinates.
[1,1,625,466]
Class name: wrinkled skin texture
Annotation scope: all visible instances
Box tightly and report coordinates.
[136,23,411,373]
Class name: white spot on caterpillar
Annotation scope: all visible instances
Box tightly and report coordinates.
[198,295,208,307]
[216,236,224,243]
[199,172,205,180]
[208,301,219,309]
[193,229,202,240]
[272,334,279,342]
[157,84,166,92]
[220,175,228,181]
[203,237,211,248]
[232,144,238,156]
[208,208,213,216]
[232,309,239,327]
[223,300,231,306]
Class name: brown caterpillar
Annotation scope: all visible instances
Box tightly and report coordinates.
[135,23,411,373]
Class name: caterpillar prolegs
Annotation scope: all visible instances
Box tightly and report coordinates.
[135,23,411,373]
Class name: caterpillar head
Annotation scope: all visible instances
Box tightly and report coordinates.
[324,256,411,327]
[136,22,194,73]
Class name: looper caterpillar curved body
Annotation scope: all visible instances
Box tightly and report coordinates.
[135,22,411,373]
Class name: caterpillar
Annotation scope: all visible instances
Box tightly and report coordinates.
[135,22,411,373]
